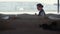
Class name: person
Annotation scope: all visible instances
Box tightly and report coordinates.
[37,3,46,16]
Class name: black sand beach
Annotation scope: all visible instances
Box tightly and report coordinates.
[0,14,60,34]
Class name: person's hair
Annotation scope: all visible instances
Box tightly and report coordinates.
[37,3,43,7]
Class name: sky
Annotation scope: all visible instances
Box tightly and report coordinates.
[0,0,59,4]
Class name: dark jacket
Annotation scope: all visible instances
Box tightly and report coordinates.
[38,9,45,16]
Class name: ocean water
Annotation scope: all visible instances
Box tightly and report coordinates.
[0,2,59,11]
[0,10,59,15]
[0,2,59,15]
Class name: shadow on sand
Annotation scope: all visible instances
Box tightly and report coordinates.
[39,21,60,31]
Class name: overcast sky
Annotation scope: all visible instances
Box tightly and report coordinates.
[0,0,59,4]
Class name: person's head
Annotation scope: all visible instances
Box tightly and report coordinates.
[37,3,43,11]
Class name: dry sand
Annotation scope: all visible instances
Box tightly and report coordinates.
[0,14,60,34]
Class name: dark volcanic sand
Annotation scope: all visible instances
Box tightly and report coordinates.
[0,14,60,34]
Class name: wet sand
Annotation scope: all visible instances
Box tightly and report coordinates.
[0,14,60,34]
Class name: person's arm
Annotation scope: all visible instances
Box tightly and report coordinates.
[41,11,46,16]
[42,12,45,16]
